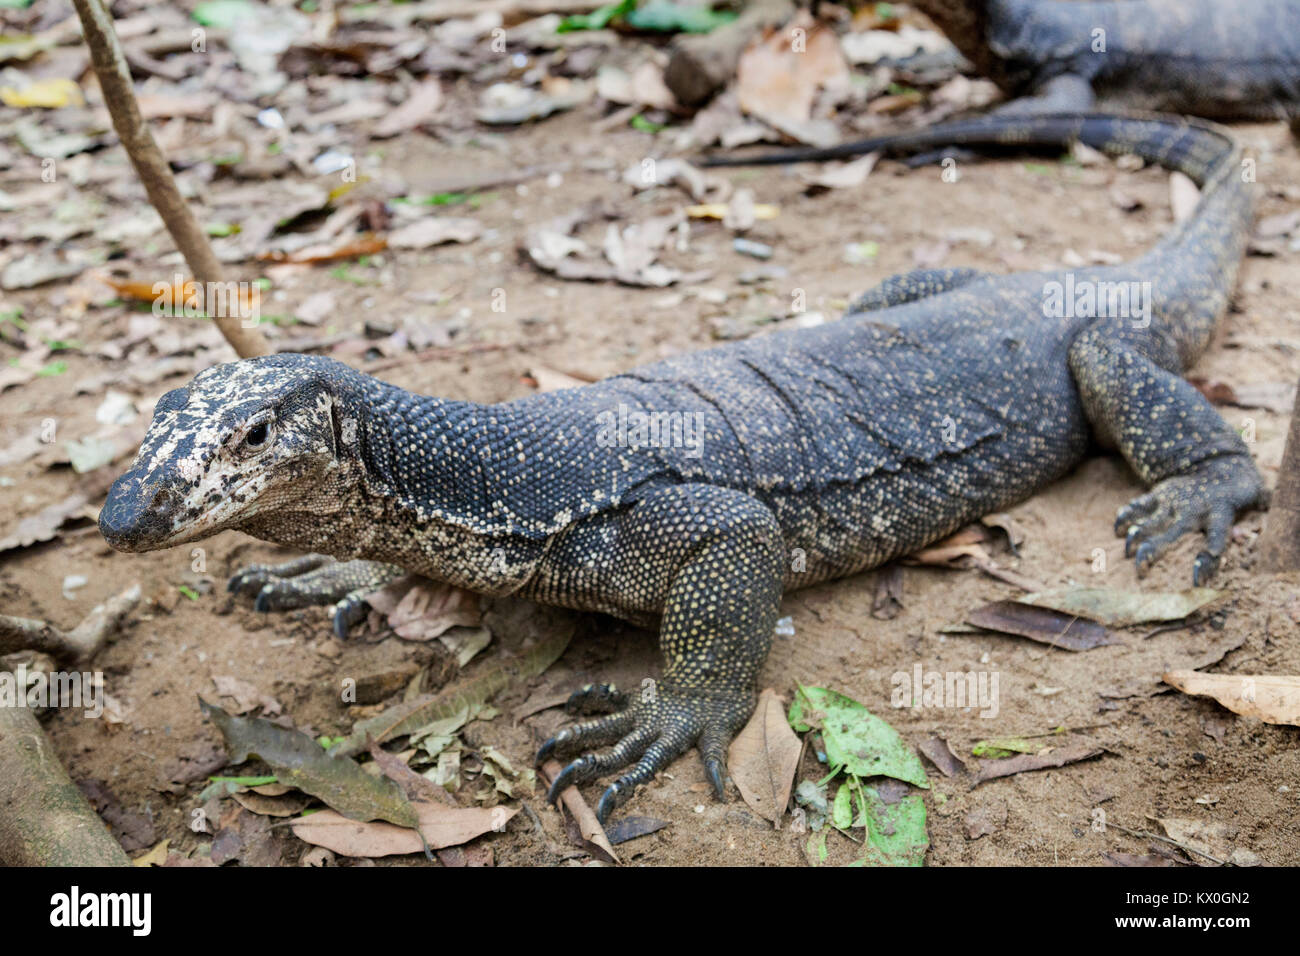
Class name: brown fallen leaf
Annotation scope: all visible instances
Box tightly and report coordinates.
[604,816,670,846]
[906,525,992,565]
[211,675,283,716]
[965,600,1124,652]
[736,12,850,135]
[917,735,967,778]
[525,366,593,392]
[132,840,170,867]
[801,153,879,193]
[376,581,482,642]
[387,217,481,249]
[1152,816,1259,866]
[256,235,387,265]
[372,79,444,138]
[232,790,312,818]
[290,801,516,858]
[727,688,800,826]
[540,758,618,864]
[0,491,91,553]
[366,738,457,806]
[94,272,260,314]
[1017,587,1226,627]
[1161,671,1300,727]
[973,744,1104,785]
[211,806,287,866]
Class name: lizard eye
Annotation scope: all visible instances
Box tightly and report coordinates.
[244,421,270,449]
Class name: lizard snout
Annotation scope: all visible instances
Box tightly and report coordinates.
[99,472,182,552]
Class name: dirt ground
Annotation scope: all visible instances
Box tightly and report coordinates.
[2,18,1299,866]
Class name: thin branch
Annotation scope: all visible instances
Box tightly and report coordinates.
[70,0,269,359]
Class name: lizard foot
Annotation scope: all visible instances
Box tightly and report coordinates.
[1115,455,1263,586]
[563,682,628,715]
[537,684,750,824]
[227,556,406,637]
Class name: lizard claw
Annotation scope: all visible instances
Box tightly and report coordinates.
[227,556,405,637]
[1114,456,1261,583]
[538,682,747,822]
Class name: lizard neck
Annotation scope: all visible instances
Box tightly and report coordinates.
[322,374,547,592]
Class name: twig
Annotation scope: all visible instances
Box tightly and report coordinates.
[1104,821,1229,866]
[0,584,140,661]
[70,0,269,359]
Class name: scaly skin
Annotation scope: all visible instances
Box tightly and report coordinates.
[909,0,1300,121]
[100,113,1262,824]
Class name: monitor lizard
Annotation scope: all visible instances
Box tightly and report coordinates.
[906,0,1300,125]
[99,112,1261,823]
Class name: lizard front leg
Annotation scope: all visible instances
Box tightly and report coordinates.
[228,555,406,637]
[536,484,785,823]
[1068,324,1265,584]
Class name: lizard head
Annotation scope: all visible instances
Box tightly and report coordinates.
[99,355,359,552]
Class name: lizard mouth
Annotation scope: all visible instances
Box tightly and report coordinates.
[99,468,258,552]
[99,470,182,552]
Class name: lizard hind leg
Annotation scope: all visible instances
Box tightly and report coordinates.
[537,485,785,823]
[848,267,988,314]
[1068,325,1264,584]
[227,555,406,637]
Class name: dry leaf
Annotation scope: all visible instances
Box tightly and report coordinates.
[526,366,591,391]
[973,744,1104,785]
[387,217,481,249]
[382,582,482,642]
[737,12,850,130]
[372,79,444,137]
[1162,671,1300,726]
[541,758,618,864]
[290,801,514,857]
[965,600,1124,651]
[728,688,800,825]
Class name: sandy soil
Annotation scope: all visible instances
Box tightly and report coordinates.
[2,107,1298,867]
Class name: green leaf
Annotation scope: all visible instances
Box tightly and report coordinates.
[625,1,738,33]
[556,0,635,32]
[205,222,240,237]
[848,783,929,867]
[972,737,1038,758]
[37,360,67,377]
[805,829,829,865]
[789,685,929,788]
[191,0,252,28]
[200,698,419,828]
[832,781,855,830]
[177,585,199,601]
[629,113,666,133]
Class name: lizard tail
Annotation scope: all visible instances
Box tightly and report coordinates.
[702,111,1248,247]
[700,112,1235,187]
[703,111,1254,364]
